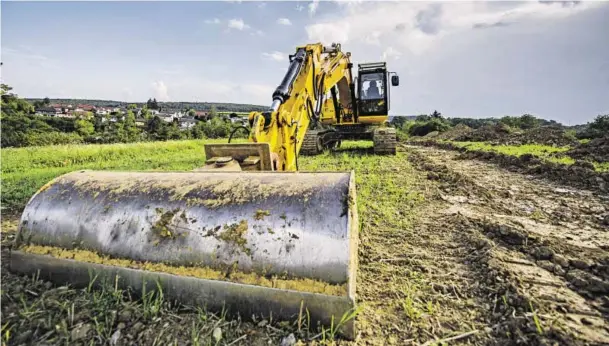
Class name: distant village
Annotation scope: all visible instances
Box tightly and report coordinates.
[34,103,248,129]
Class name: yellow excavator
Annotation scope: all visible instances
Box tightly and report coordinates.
[10,42,398,339]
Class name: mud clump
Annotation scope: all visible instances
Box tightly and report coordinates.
[511,126,579,147]
[454,123,513,143]
[453,124,578,147]
[435,123,473,141]
[152,208,180,239]
[567,136,609,163]
[254,209,271,221]
[218,220,250,255]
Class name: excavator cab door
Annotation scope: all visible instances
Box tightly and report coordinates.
[357,62,390,117]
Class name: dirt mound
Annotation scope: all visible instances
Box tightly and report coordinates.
[454,123,513,143]
[512,126,579,147]
[567,136,609,163]
[435,123,473,140]
[414,140,609,192]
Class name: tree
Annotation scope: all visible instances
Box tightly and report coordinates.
[146,116,168,140]
[1,84,34,116]
[187,108,196,117]
[209,105,218,118]
[430,110,442,119]
[75,119,95,137]
[124,110,140,141]
[519,114,541,129]
[141,107,151,120]
[580,114,609,139]
[43,97,50,105]
[500,116,519,128]
[415,114,430,122]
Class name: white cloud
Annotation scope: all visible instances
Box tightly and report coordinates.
[305,1,601,55]
[305,22,350,45]
[2,46,58,69]
[152,81,169,101]
[3,47,49,62]
[227,18,250,30]
[251,30,265,37]
[308,0,319,16]
[258,2,266,9]
[204,18,220,24]
[381,47,401,61]
[262,51,285,62]
[277,18,292,25]
[296,3,304,12]
[363,30,382,45]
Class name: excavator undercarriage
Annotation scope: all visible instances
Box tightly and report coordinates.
[301,126,397,156]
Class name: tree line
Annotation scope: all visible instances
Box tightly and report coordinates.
[1,84,249,148]
[25,97,268,113]
[391,110,608,139]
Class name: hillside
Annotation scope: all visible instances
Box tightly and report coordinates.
[25,98,267,113]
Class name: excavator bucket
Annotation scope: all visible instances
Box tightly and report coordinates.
[10,169,359,338]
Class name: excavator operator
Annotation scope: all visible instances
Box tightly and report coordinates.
[367,80,380,99]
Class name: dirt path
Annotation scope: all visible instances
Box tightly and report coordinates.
[396,144,609,345]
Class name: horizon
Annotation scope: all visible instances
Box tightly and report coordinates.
[2,1,609,126]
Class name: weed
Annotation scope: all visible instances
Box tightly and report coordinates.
[529,301,543,335]
[530,209,544,221]
[1,322,11,344]
[142,280,165,320]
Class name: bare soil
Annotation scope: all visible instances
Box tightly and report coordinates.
[568,136,609,163]
[453,125,579,147]
[415,140,609,193]
[2,144,608,345]
[401,144,609,345]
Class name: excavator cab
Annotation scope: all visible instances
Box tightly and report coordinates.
[357,62,399,117]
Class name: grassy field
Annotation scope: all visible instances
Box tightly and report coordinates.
[1,139,248,213]
[1,139,428,345]
[3,138,607,345]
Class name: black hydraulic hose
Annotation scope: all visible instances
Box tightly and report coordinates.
[294,125,299,171]
[228,125,250,143]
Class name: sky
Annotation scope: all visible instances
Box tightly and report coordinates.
[1,0,608,125]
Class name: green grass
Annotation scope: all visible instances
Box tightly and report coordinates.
[300,141,424,229]
[451,142,571,161]
[0,138,436,344]
[0,138,246,212]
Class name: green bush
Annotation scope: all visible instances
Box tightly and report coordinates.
[23,131,84,147]
[578,114,609,139]
[408,118,451,137]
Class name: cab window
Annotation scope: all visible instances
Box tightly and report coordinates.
[360,73,384,100]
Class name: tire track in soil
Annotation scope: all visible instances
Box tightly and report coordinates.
[357,146,502,345]
[403,144,609,345]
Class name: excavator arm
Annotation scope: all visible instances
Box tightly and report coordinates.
[204,43,354,172]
